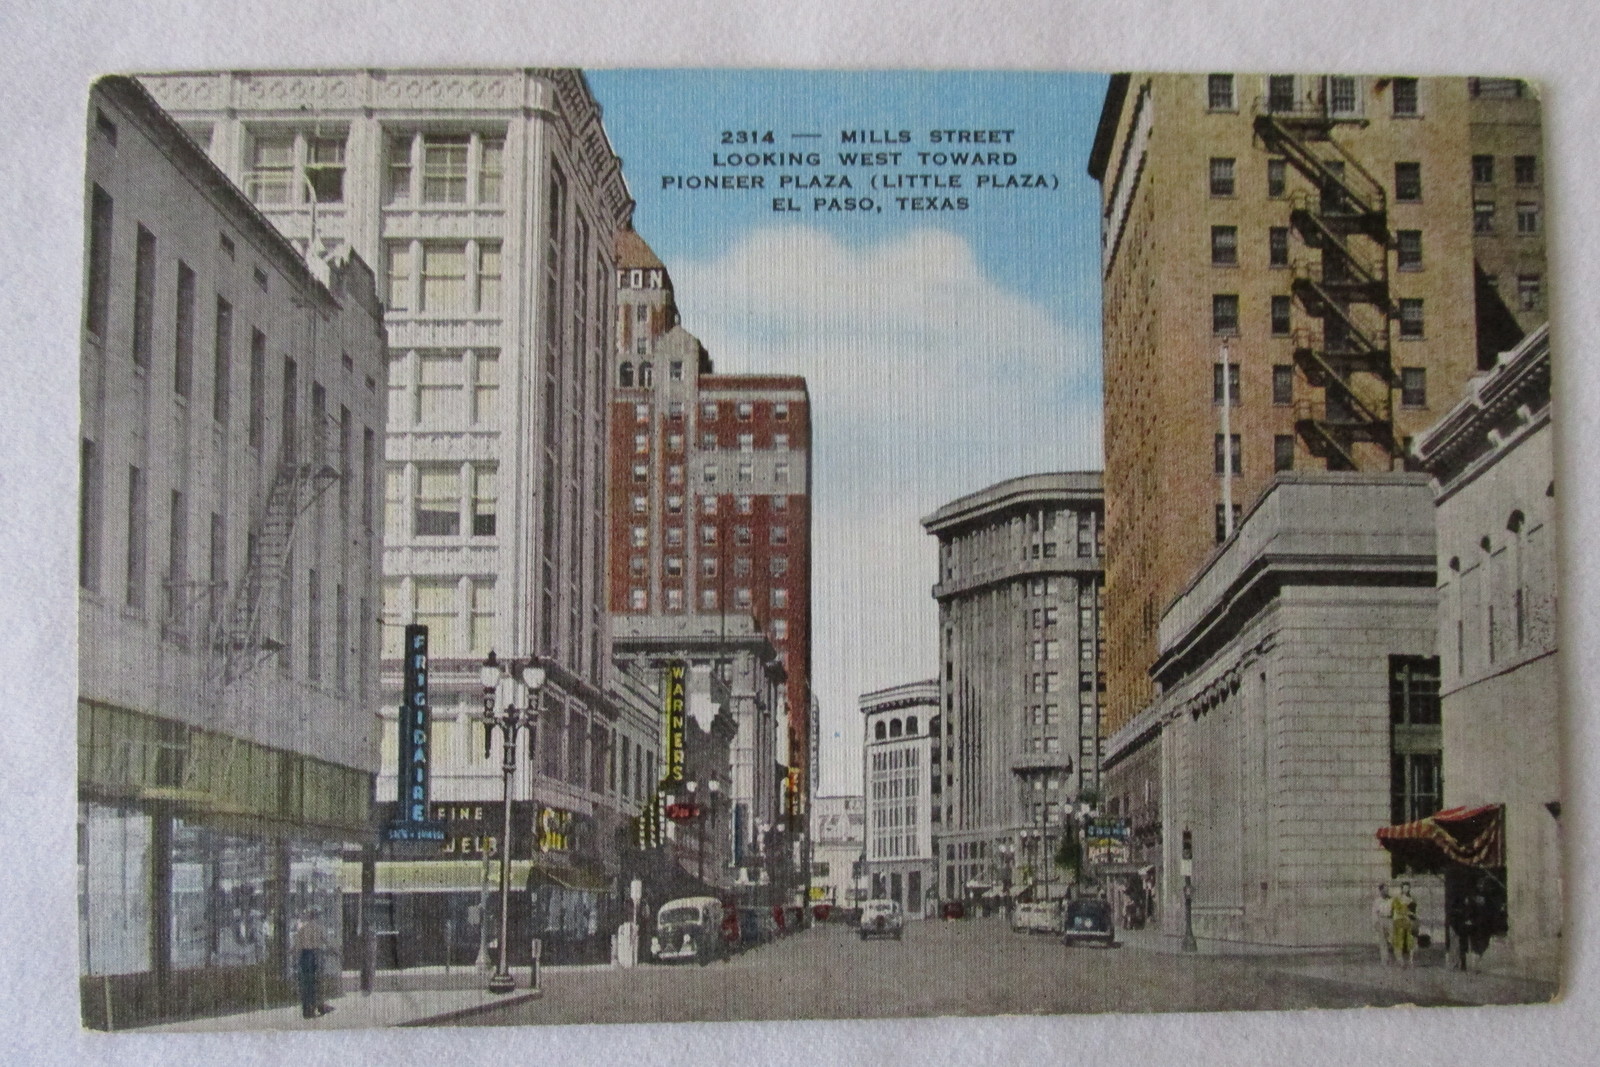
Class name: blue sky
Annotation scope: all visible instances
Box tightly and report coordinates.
[586,70,1110,795]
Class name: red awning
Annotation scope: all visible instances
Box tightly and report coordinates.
[1376,804,1504,869]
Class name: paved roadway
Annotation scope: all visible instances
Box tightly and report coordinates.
[449,915,1528,1027]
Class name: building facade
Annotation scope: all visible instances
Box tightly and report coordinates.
[1150,473,1440,948]
[140,68,636,965]
[860,682,940,916]
[607,228,814,868]
[810,795,867,908]
[78,77,387,1027]
[1413,324,1558,979]
[1088,74,1544,741]
[922,473,1105,905]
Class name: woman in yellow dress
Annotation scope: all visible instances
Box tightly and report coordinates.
[1389,882,1418,967]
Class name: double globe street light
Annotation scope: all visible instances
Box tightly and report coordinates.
[479,650,545,994]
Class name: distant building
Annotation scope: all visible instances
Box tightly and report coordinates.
[860,682,940,916]
[607,228,813,891]
[1146,473,1439,948]
[922,473,1105,905]
[78,77,387,1027]
[810,795,867,908]
[140,66,636,968]
[1087,74,1547,744]
[1411,324,1558,980]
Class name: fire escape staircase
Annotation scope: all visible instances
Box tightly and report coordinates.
[1255,101,1400,471]
[216,421,341,684]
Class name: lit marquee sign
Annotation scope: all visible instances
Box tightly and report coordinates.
[662,661,686,785]
[383,624,447,843]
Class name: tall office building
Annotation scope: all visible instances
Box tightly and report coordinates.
[860,681,940,916]
[141,69,635,964]
[922,473,1105,905]
[78,77,387,1026]
[607,229,814,860]
[1088,74,1546,737]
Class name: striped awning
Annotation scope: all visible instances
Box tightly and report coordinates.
[1376,804,1505,869]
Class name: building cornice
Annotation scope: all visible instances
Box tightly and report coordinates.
[922,471,1103,536]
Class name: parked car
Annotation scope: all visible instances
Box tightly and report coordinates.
[1060,898,1116,948]
[859,898,904,940]
[811,903,834,923]
[783,904,807,932]
[940,900,966,920]
[651,896,731,964]
[737,906,778,946]
[1012,902,1060,934]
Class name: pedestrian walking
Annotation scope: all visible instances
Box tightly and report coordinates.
[292,911,334,1018]
[1390,882,1418,968]
[1371,884,1393,965]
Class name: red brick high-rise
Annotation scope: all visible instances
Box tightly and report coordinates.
[607,229,814,831]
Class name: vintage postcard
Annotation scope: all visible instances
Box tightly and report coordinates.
[74,66,1559,1033]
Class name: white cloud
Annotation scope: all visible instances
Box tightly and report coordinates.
[671,225,1101,794]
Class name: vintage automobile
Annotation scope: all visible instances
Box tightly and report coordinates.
[651,896,732,964]
[1011,901,1060,934]
[737,906,778,946]
[1060,898,1117,948]
[858,898,904,941]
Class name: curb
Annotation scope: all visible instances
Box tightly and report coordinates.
[399,991,542,1027]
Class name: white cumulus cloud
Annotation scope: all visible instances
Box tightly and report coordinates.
[670,225,1101,794]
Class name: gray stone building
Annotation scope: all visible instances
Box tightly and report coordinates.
[1149,473,1441,948]
[922,472,1105,906]
[860,681,940,916]
[810,795,866,908]
[78,77,388,1027]
[1412,323,1558,979]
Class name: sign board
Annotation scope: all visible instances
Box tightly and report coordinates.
[665,802,702,822]
[387,624,447,843]
[662,661,686,785]
[1085,816,1132,866]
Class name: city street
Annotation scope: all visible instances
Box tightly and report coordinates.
[448,916,1547,1027]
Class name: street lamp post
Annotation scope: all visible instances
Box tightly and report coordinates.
[479,650,545,994]
[1180,828,1198,953]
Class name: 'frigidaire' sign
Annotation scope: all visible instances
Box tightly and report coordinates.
[383,624,446,843]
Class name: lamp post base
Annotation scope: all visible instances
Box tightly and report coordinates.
[487,972,517,994]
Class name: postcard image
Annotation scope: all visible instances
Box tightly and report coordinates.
[73,67,1559,1032]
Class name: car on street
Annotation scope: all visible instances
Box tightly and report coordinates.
[1060,898,1116,948]
[1012,902,1060,934]
[652,896,732,964]
[858,898,904,940]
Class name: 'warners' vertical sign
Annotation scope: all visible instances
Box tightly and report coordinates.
[663,661,686,785]
[383,625,445,842]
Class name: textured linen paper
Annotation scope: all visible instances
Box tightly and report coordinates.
[4,1,1598,1065]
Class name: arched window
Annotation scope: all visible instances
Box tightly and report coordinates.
[619,362,634,387]
[889,718,903,738]
[874,721,886,741]
[906,715,918,735]
[639,361,654,387]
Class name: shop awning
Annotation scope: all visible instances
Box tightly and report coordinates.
[1376,804,1504,869]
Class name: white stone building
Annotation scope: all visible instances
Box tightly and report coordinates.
[78,77,387,1026]
[1412,323,1559,980]
[810,795,866,908]
[140,68,635,964]
[861,681,940,916]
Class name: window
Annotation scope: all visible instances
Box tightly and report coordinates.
[415,466,461,536]
[618,362,634,387]
[1516,202,1540,235]
[1396,230,1423,270]
[125,465,146,610]
[736,495,753,514]
[79,440,102,590]
[774,402,790,420]
[1268,227,1289,267]
[630,526,648,549]
[1395,162,1422,202]
[735,588,752,609]
[473,352,498,426]
[1473,200,1496,234]
[772,587,789,609]
[385,242,412,311]
[246,330,266,448]
[775,462,790,484]
[1210,225,1237,266]
[1214,503,1241,543]
[669,360,683,381]
[1517,274,1542,311]
[701,589,718,610]
[1400,367,1426,408]
[634,433,649,455]
[476,242,501,312]
[1328,76,1358,116]
[666,526,684,548]
[629,556,646,577]
[1212,363,1240,405]
[634,402,650,424]
[1398,298,1424,339]
[1391,77,1419,117]
[737,432,754,451]
[1266,158,1287,198]
[736,462,753,483]
[132,226,156,368]
[772,495,788,511]
[1206,73,1235,110]
[770,557,789,577]
[472,466,497,535]
[701,557,718,578]
[212,298,232,424]
[702,495,718,516]
[1212,294,1239,335]
[665,556,683,576]
[246,134,295,204]
[1267,74,1296,113]
[734,526,752,546]
[86,185,113,337]
[1274,435,1295,472]
[701,401,718,421]
[1272,364,1294,405]
[736,401,753,420]
[701,524,717,545]
[418,351,464,423]
[630,589,647,610]
[1514,154,1537,185]
[478,138,504,203]
[1389,656,1442,824]
[1472,154,1494,184]
[173,263,195,398]
[1270,295,1292,336]
[700,432,717,450]
[668,400,685,421]
[703,464,718,484]
[631,463,647,484]
[771,525,789,545]
[1209,157,1236,197]
[666,494,683,514]
[1214,434,1242,475]
[421,242,466,310]
[422,134,469,203]
[665,589,684,611]
[307,136,346,202]
[772,619,789,640]
[774,433,790,451]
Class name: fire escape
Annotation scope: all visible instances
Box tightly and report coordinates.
[214,414,341,683]
[1255,80,1401,471]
